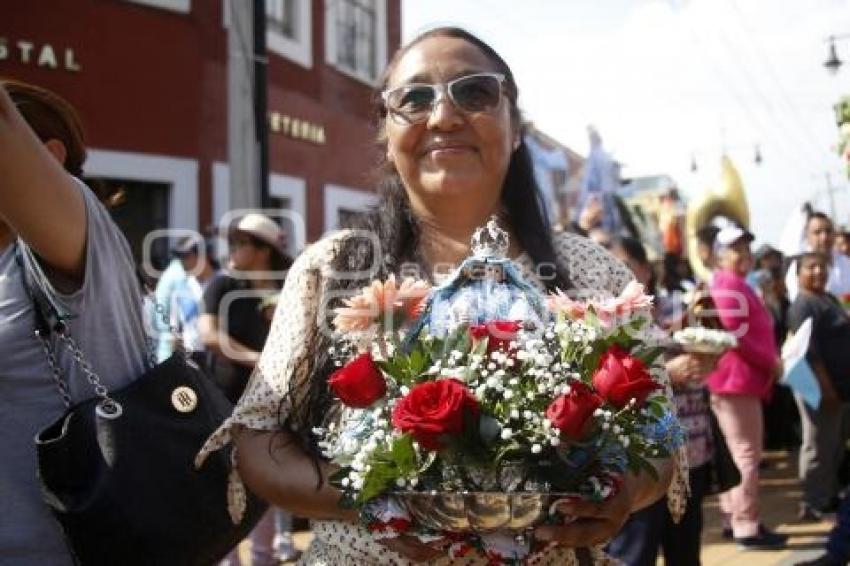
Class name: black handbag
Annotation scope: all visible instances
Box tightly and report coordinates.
[17,244,267,565]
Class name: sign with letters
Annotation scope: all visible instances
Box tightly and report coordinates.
[268,111,326,145]
[0,37,82,72]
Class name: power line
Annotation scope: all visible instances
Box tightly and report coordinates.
[666,0,820,178]
[723,0,830,169]
[705,10,824,172]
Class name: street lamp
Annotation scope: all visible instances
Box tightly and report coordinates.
[824,34,850,75]
[689,144,763,173]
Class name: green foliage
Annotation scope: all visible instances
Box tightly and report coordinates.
[356,434,418,504]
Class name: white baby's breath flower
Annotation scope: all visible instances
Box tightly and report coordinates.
[503,390,514,400]
[549,437,561,447]
[501,428,513,440]
[511,409,520,420]
[531,444,542,454]
[400,385,410,396]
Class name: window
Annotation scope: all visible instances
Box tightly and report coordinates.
[223,0,312,68]
[266,0,313,68]
[323,184,377,233]
[124,0,191,13]
[266,0,297,39]
[325,0,387,84]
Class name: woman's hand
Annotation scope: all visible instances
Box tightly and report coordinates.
[666,353,715,385]
[533,478,634,547]
[534,459,673,548]
[378,535,444,563]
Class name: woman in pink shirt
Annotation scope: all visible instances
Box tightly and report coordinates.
[708,224,786,549]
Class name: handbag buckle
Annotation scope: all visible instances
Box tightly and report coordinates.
[96,400,124,420]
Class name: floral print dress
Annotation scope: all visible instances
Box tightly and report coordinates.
[197,230,689,565]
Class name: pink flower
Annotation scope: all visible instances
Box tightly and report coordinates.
[546,289,587,319]
[590,281,653,326]
[333,275,430,332]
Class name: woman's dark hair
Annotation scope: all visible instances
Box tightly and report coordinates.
[246,234,294,275]
[278,27,570,481]
[613,236,658,295]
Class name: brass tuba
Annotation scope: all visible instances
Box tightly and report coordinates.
[686,155,750,281]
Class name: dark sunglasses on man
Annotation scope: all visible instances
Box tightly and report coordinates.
[382,72,506,124]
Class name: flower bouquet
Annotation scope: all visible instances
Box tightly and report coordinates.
[672,327,737,355]
[315,220,682,563]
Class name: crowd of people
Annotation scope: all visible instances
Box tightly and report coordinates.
[1,24,848,566]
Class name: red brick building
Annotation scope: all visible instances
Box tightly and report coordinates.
[2,0,401,264]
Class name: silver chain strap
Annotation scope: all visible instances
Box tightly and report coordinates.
[35,329,73,408]
[38,295,185,418]
[36,328,122,418]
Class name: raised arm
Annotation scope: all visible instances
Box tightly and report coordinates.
[0,85,86,276]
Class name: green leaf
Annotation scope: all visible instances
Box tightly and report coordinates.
[390,434,417,475]
[408,347,427,377]
[635,346,665,367]
[356,461,398,503]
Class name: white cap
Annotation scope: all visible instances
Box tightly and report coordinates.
[232,213,286,251]
[714,224,754,250]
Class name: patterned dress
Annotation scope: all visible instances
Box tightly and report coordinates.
[197,230,689,565]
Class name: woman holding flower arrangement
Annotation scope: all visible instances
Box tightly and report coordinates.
[198,27,686,564]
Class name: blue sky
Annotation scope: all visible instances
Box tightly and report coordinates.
[402,0,850,245]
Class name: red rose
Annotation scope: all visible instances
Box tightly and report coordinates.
[545,381,603,439]
[591,345,659,408]
[328,353,387,408]
[469,320,522,355]
[391,379,479,450]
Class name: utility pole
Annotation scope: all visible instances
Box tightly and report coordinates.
[227,0,259,212]
[227,0,269,213]
[253,0,270,209]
